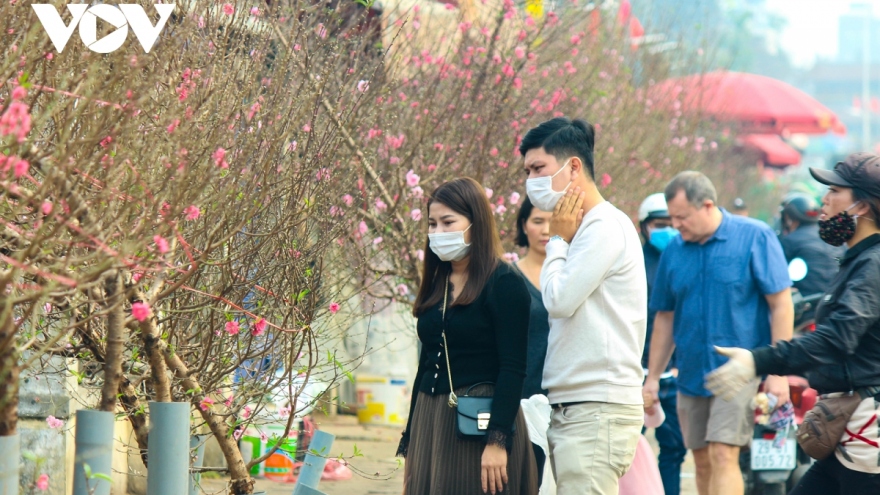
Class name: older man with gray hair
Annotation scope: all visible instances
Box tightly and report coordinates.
[642,171,794,495]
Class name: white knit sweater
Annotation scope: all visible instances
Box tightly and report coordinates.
[540,201,647,406]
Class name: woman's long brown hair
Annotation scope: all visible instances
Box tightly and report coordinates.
[413,177,504,317]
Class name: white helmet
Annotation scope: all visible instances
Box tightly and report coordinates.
[638,193,669,223]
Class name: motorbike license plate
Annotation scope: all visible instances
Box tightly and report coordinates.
[751,438,796,471]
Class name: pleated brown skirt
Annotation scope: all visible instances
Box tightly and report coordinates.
[403,384,539,495]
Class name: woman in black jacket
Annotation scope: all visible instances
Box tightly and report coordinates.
[706,152,880,495]
[397,177,538,495]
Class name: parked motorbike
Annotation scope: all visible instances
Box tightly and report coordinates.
[740,259,819,494]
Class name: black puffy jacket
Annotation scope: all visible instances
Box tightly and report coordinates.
[753,234,880,394]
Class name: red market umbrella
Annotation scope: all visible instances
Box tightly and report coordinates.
[650,71,846,136]
[738,134,801,167]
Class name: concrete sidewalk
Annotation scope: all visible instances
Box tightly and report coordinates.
[198,414,698,494]
[199,415,405,495]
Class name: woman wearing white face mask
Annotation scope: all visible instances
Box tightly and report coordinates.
[397,177,538,495]
[706,152,880,495]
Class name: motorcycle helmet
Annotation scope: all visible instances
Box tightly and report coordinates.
[780,193,821,224]
[638,193,669,223]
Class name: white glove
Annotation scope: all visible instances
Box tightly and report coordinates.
[705,346,757,400]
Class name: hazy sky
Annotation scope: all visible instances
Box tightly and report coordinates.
[764,0,876,67]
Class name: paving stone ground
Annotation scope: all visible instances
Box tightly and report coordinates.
[198,414,698,495]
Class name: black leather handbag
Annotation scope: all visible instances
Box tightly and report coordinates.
[440,276,511,440]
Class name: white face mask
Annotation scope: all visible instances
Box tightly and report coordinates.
[429,224,472,261]
[526,159,572,211]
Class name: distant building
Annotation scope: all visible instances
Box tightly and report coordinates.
[837,3,880,65]
[805,3,880,153]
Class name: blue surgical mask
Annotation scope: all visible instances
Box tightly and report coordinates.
[648,227,678,252]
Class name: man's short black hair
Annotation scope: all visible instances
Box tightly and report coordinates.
[519,117,596,180]
[515,196,535,247]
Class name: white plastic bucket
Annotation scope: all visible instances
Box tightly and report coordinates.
[355,374,410,426]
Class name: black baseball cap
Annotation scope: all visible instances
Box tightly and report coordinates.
[810,152,880,199]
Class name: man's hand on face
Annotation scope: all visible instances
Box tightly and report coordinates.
[549,187,585,243]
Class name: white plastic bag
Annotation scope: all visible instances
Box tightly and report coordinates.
[644,401,666,429]
[521,395,556,495]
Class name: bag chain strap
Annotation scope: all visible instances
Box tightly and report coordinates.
[441,274,458,408]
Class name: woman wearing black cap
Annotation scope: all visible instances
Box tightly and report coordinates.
[704,152,880,494]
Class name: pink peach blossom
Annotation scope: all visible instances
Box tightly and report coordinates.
[328,302,340,314]
[13,159,28,178]
[405,169,420,187]
[0,101,31,142]
[212,147,228,168]
[410,209,422,221]
[199,397,215,411]
[11,86,26,101]
[184,205,200,220]
[252,317,267,336]
[225,321,240,335]
[35,474,49,491]
[154,235,169,254]
[131,302,150,322]
[222,4,234,15]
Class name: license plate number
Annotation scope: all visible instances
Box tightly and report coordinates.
[751,438,796,471]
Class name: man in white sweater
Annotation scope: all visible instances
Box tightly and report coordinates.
[520,117,647,495]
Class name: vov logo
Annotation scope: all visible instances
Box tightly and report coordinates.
[32,4,176,54]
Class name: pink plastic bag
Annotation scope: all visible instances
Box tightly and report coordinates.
[618,435,665,495]
[321,459,353,481]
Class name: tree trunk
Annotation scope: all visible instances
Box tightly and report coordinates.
[99,271,126,413]
[0,309,19,436]
[119,377,151,467]
[76,322,151,467]
[161,344,254,494]
[139,317,171,402]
